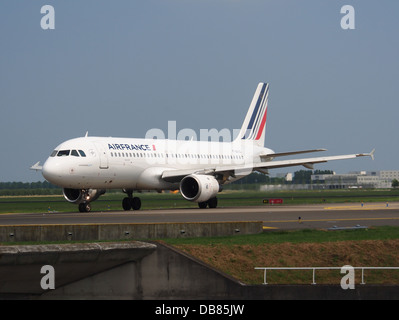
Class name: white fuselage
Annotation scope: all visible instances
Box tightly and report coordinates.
[42,136,274,191]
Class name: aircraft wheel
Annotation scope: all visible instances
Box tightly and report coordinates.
[198,202,208,209]
[79,202,91,213]
[208,197,218,208]
[131,197,141,210]
[122,197,132,211]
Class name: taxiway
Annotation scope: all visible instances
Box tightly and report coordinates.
[1,202,398,230]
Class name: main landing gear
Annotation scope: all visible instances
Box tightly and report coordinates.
[198,197,218,209]
[122,190,141,211]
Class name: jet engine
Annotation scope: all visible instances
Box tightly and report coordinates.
[179,174,219,203]
[63,188,106,204]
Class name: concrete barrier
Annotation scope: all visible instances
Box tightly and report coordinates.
[0,241,156,297]
[0,221,263,242]
[1,241,399,300]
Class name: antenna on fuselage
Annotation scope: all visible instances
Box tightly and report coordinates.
[85,131,89,138]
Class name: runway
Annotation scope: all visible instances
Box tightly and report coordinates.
[1,202,399,230]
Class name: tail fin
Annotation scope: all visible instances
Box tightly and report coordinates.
[236,82,269,147]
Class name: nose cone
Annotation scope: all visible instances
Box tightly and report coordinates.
[42,158,63,185]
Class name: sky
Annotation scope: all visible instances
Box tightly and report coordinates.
[1,1,398,182]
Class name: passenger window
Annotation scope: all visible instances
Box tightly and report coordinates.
[57,150,70,157]
[78,150,86,157]
[71,150,79,157]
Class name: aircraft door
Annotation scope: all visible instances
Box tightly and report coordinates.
[94,142,109,169]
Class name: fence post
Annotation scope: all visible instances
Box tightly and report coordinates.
[361,268,365,285]
[264,269,268,285]
[312,268,316,285]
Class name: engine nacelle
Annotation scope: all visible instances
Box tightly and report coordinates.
[179,174,219,203]
[63,188,105,204]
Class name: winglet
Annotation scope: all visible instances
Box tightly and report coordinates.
[356,149,375,161]
[369,148,375,161]
[30,161,43,171]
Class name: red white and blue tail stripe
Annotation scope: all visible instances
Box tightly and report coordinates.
[237,83,269,147]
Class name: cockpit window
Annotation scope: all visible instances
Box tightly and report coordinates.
[78,150,86,157]
[71,150,79,157]
[57,150,70,157]
[53,149,86,157]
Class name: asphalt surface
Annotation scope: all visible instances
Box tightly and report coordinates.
[1,202,399,230]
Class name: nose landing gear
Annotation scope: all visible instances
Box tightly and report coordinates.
[78,202,91,213]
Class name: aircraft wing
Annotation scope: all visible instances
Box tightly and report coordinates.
[161,149,375,183]
[162,168,217,183]
[253,150,374,171]
[259,148,327,160]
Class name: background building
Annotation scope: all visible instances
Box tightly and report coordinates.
[311,171,399,189]
[260,170,399,191]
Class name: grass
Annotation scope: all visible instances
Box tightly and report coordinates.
[0,188,398,213]
[164,226,399,246]
[163,227,399,285]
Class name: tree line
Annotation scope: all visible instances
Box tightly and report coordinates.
[2,170,396,196]
[0,170,332,195]
[0,181,61,196]
[0,181,59,190]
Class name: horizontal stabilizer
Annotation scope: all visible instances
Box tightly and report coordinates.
[30,161,43,171]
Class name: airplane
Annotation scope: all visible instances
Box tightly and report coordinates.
[31,83,374,212]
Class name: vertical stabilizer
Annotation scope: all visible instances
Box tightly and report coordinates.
[236,82,269,147]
